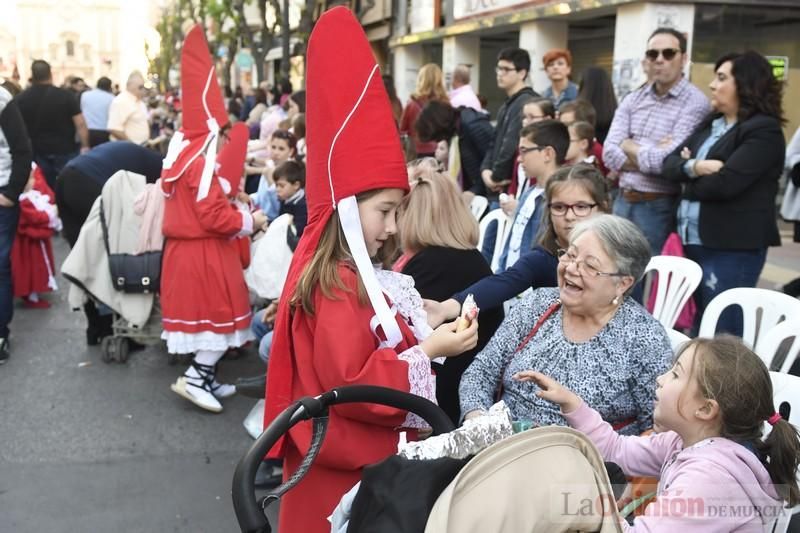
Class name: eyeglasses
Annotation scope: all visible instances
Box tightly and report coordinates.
[495,65,518,74]
[556,248,625,278]
[645,48,680,61]
[549,202,597,216]
[519,145,547,155]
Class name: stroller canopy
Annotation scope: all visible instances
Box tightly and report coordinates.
[425,426,624,533]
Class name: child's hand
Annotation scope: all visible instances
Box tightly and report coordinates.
[513,371,582,414]
[420,312,478,360]
[252,210,267,230]
[236,191,251,205]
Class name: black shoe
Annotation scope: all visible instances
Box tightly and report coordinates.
[0,338,9,365]
[254,459,283,489]
[235,374,267,399]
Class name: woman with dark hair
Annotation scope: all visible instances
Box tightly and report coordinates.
[577,67,617,144]
[663,50,785,336]
[246,88,269,127]
[415,100,494,194]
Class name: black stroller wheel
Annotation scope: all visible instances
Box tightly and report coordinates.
[115,338,130,363]
[100,337,114,363]
[232,385,455,533]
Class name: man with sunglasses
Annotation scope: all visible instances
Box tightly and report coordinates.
[603,27,710,256]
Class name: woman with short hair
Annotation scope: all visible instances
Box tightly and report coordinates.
[459,214,672,435]
[662,50,785,336]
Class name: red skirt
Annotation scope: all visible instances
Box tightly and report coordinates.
[11,236,56,297]
[160,237,252,335]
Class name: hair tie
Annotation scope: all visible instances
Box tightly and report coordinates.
[767,412,782,426]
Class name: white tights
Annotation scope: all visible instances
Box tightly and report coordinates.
[186,349,225,378]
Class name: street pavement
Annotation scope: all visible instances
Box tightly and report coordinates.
[0,237,278,532]
[1,227,798,532]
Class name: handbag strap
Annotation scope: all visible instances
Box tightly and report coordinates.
[497,299,561,382]
[98,198,111,256]
[513,300,561,354]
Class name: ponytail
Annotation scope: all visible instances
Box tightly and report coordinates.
[762,417,800,506]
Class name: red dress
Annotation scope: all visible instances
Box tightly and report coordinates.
[11,191,58,298]
[277,265,427,533]
[160,156,253,353]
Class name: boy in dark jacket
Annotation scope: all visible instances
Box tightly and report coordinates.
[274,160,307,251]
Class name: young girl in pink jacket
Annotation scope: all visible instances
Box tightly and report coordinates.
[516,335,800,531]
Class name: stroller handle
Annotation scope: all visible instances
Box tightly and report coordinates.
[232,385,455,533]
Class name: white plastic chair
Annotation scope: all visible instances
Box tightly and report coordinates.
[698,288,800,349]
[469,195,489,221]
[768,372,800,533]
[477,208,510,273]
[756,318,800,373]
[643,256,703,329]
[666,328,691,353]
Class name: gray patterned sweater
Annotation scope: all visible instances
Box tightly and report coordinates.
[459,287,672,435]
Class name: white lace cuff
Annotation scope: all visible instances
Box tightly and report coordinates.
[397,345,437,428]
[236,209,254,237]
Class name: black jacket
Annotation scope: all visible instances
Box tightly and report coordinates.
[481,86,537,186]
[662,114,784,249]
[0,94,33,202]
[402,246,504,424]
[456,107,494,194]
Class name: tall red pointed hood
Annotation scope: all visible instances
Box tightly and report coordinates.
[161,24,230,200]
[264,6,409,454]
[215,122,249,195]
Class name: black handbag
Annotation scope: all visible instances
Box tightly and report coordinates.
[99,199,161,294]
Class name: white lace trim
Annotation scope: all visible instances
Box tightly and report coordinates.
[374,269,433,342]
[162,328,254,354]
[396,345,437,428]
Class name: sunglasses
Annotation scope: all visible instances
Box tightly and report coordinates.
[645,48,680,61]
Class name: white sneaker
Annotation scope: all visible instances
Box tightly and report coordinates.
[171,376,223,413]
[211,381,236,399]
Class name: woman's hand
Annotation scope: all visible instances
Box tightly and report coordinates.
[419,312,478,360]
[694,159,724,176]
[423,298,460,328]
[680,147,692,160]
[513,371,582,414]
[261,301,278,325]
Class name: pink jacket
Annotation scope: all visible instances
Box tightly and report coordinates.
[564,402,783,532]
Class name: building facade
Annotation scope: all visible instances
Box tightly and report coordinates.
[0,0,155,88]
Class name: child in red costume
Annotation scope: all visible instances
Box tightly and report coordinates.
[262,8,479,532]
[11,165,60,308]
[160,26,266,413]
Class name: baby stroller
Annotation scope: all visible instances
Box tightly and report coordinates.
[62,170,164,364]
[231,386,623,533]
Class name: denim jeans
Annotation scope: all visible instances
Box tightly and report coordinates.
[251,309,273,363]
[0,205,20,338]
[683,245,768,337]
[613,194,678,257]
[35,152,78,191]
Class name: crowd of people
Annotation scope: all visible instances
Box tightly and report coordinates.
[1,6,799,532]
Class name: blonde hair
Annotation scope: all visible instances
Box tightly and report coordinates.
[413,64,449,103]
[399,169,478,253]
[291,189,398,316]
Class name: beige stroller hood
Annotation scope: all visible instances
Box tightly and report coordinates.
[425,426,624,533]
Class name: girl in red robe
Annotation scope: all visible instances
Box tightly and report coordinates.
[263,8,479,533]
[160,26,266,414]
[11,165,60,308]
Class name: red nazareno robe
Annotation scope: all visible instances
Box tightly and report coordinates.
[11,196,56,297]
[277,265,421,533]
[160,156,251,341]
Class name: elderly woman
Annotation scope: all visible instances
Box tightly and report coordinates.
[459,214,671,435]
[662,51,785,336]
